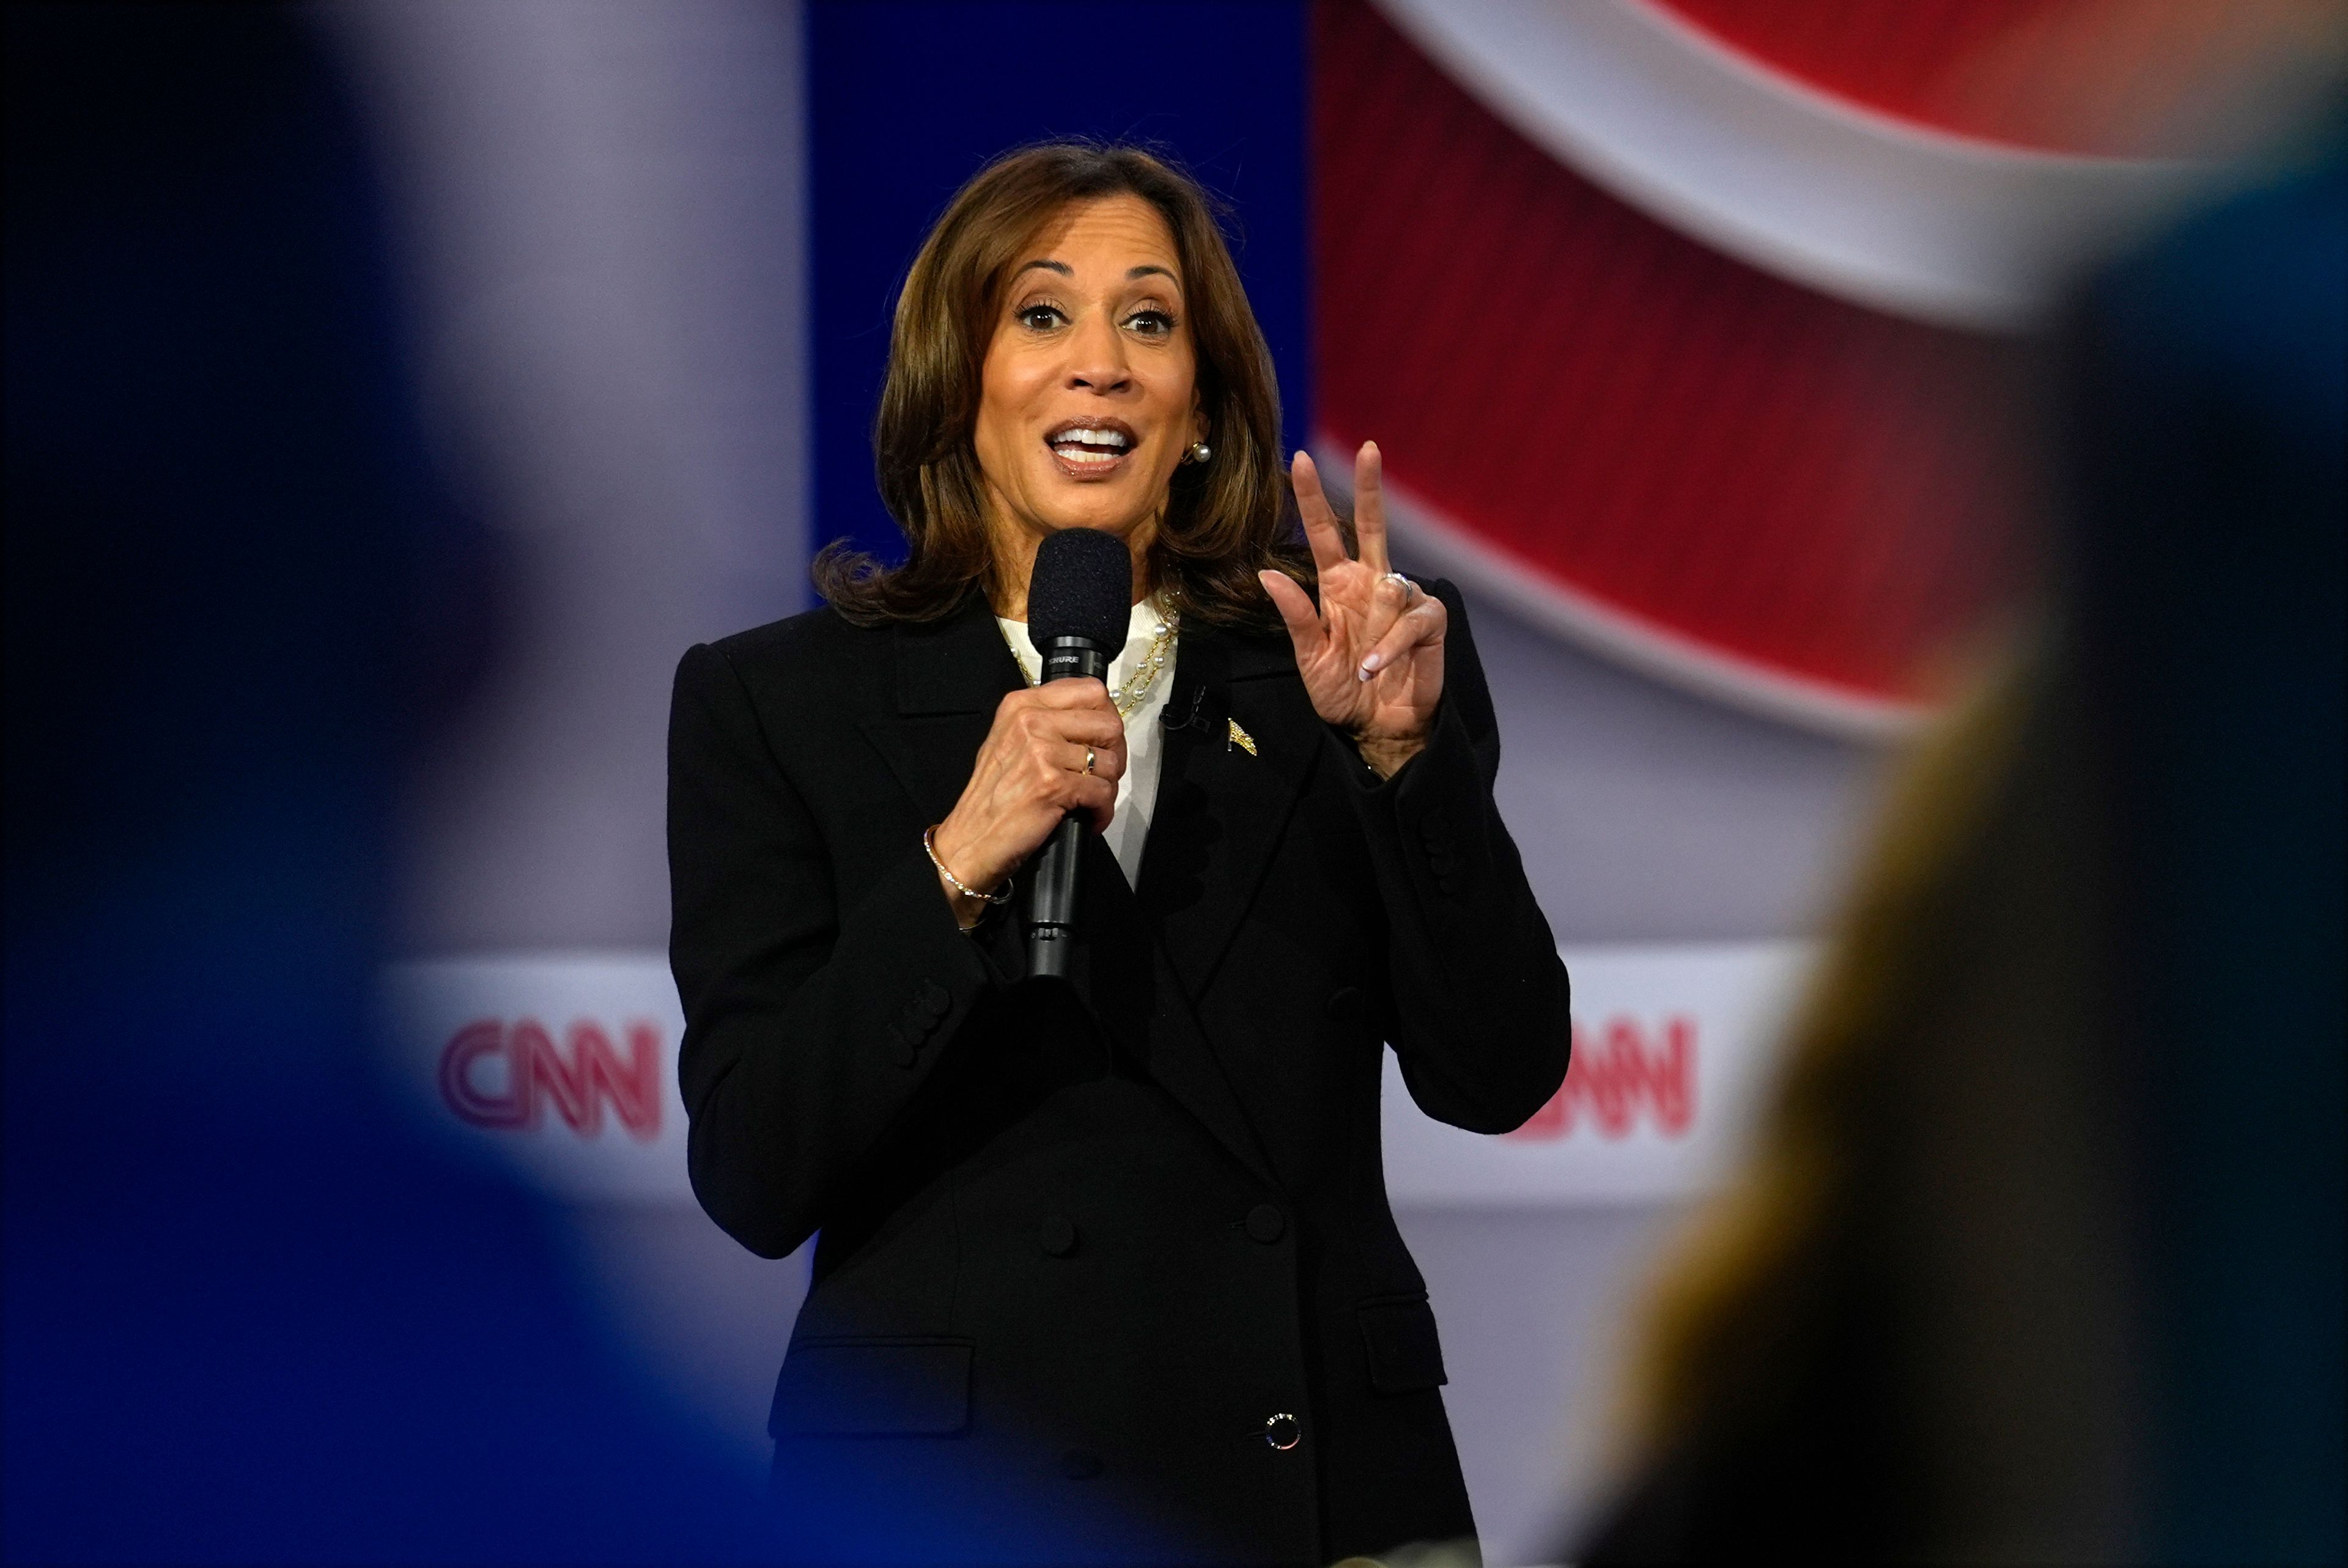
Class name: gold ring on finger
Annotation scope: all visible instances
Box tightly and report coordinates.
[1082,747,1096,776]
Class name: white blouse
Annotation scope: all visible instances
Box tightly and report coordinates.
[994,597,1177,889]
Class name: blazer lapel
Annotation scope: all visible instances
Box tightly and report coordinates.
[1079,830,1280,1190]
[1138,621,1323,1003]
[857,592,1024,828]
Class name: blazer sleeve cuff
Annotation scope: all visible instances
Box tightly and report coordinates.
[1326,693,1492,916]
[850,840,1010,1075]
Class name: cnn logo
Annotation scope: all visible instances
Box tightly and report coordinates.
[438,1018,662,1139]
[1507,1015,1694,1140]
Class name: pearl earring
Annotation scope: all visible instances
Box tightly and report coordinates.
[1186,440,1213,465]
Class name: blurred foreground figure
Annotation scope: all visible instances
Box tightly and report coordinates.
[2,8,770,1560]
[1576,118,2345,1563]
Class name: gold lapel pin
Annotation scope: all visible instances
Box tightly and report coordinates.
[1226,718,1258,756]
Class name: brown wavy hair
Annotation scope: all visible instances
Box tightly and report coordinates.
[813,140,1313,627]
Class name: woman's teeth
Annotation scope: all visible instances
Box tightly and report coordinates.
[1050,429,1131,466]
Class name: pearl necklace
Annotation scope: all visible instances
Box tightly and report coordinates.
[1006,598,1179,721]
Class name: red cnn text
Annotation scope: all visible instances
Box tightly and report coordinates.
[438,1018,663,1139]
[1507,1015,1694,1139]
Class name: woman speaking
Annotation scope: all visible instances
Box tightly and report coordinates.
[668,142,1570,1566]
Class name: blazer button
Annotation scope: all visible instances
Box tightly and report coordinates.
[1324,986,1365,1024]
[1245,1204,1286,1244]
[1039,1214,1079,1257]
[1261,1412,1302,1451]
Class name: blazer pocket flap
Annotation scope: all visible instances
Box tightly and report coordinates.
[770,1337,972,1437]
[1357,1297,1447,1394]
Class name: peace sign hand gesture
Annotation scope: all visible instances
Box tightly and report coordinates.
[1259,442,1447,779]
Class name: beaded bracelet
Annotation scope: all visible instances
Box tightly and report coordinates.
[924,825,1011,905]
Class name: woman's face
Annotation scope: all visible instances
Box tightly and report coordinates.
[973,194,1205,580]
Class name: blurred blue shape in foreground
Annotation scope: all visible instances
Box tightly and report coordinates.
[2064,109,2346,1562]
[2,7,774,1559]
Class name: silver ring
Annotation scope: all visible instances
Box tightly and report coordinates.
[1382,572,1414,594]
[1082,747,1096,776]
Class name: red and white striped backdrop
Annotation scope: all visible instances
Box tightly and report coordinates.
[1313,0,2253,733]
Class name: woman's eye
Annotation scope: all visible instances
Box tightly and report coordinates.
[1125,310,1174,337]
[1017,305,1065,331]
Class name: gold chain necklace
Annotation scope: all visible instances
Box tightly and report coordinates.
[1004,598,1179,721]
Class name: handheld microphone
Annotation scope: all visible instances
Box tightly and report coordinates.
[1023,528,1132,979]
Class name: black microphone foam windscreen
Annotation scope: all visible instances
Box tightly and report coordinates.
[1027,528,1132,650]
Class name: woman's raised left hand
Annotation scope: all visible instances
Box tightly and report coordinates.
[1260,442,1447,779]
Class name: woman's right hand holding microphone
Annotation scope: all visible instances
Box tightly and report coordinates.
[928,679,1126,929]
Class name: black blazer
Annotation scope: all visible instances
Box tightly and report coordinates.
[667,580,1570,1566]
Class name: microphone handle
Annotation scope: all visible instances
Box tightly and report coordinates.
[1027,637,1110,979]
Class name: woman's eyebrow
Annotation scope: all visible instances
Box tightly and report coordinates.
[1008,259,1178,284]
